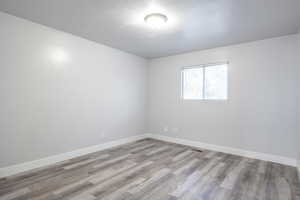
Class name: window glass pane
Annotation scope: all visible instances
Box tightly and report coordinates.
[183,68,204,99]
[204,64,228,100]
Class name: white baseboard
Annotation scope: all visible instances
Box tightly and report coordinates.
[0,134,148,178]
[298,167,300,182]
[1,134,297,178]
[147,134,297,167]
[298,161,300,181]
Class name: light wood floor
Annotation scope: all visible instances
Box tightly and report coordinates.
[1,139,300,200]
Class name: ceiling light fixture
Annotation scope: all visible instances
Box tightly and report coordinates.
[144,13,168,28]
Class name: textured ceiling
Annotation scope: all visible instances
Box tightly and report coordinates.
[0,0,299,58]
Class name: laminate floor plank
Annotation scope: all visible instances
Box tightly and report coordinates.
[0,139,299,200]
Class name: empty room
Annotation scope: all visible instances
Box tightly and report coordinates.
[0,0,300,199]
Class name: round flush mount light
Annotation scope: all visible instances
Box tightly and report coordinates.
[144,13,168,28]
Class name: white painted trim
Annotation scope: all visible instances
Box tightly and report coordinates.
[1,133,297,178]
[298,160,300,182]
[147,134,297,167]
[0,135,148,178]
[298,167,300,182]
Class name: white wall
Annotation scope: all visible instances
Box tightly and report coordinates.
[148,35,299,159]
[0,12,147,168]
[1,11,299,170]
[297,32,300,171]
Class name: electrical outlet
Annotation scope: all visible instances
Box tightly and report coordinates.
[172,128,179,133]
[100,131,105,138]
[163,126,169,132]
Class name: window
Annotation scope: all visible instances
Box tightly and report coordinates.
[182,63,228,100]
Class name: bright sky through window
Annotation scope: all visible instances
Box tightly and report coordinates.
[182,63,228,100]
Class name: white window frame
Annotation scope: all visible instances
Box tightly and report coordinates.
[181,62,228,100]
